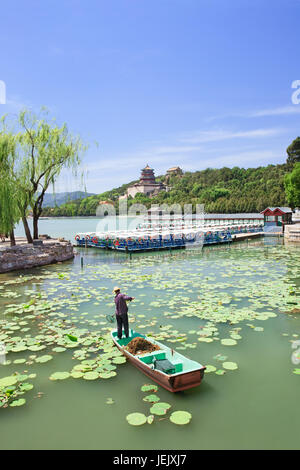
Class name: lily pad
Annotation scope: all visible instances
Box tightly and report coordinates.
[221,339,237,346]
[143,394,160,403]
[112,357,126,364]
[141,384,158,393]
[99,371,117,379]
[83,372,99,380]
[19,383,34,391]
[70,371,84,379]
[35,355,53,363]
[52,347,66,353]
[170,411,192,425]
[49,372,70,381]
[146,415,154,424]
[0,376,18,388]
[106,398,115,405]
[126,412,147,426]
[9,398,26,407]
[150,402,171,416]
[13,359,26,364]
[205,365,217,373]
[223,361,238,370]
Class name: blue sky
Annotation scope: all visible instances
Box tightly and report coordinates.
[1,0,300,193]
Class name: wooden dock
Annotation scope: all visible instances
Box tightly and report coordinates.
[232,232,265,242]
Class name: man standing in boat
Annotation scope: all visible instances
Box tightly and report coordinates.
[113,287,135,339]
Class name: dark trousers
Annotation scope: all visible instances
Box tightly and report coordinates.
[116,313,129,339]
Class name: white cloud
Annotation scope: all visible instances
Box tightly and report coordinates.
[250,106,300,117]
[178,128,284,144]
[207,105,300,121]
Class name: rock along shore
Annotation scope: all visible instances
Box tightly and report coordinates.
[0,239,75,273]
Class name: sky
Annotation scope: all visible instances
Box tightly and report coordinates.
[1,0,300,194]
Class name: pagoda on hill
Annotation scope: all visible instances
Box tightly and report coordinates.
[139,165,156,185]
[125,165,166,198]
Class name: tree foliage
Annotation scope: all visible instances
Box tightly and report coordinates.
[42,163,290,215]
[17,109,86,238]
[286,137,300,166]
[284,163,300,209]
[0,108,86,242]
[0,132,19,244]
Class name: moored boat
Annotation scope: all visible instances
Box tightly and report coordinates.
[111,329,206,392]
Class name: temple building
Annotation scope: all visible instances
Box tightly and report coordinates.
[166,166,183,181]
[126,165,166,198]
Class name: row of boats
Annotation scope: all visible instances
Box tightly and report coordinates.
[75,223,263,251]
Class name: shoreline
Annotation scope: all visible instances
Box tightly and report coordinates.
[0,238,75,274]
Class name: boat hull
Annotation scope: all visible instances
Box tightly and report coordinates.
[112,335,205,392]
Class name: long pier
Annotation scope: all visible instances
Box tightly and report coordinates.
[74,223,264,252]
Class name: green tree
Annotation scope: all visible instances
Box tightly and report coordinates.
[286,137,300,166]
[284,163,300,209]
[17,109,87,239]
[0,133,20,246]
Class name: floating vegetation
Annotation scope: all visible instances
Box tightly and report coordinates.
[9,398,26,407]
[0,243,299,419]
[0,373,35,408]
[35,355,53,363]
[150,402,171,416]
[141,384,158,393]
[143,394,160,403]
[106,398,115,405]
[221,339,237,346]
[128,382,193,426]
[126,412,148,426]
[205,365,217,373]
[169,411,192,425]
[222,362,238,370]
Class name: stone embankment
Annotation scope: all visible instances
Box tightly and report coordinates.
[284,224,300,242]
[0,239,75,273]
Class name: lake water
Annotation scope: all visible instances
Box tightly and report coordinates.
[14,217,145,241]
[14,214,263,242]
[0,225,299,449]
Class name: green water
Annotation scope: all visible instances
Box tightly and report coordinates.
[0,238,299,450]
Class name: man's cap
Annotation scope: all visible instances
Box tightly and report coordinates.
[113,286,121,293]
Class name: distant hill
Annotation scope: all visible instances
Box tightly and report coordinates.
[41,163,290,215]
[42,191,95,208]
[41,181,137,216]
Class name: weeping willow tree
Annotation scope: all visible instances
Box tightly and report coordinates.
[17,109,86,239]
[0,133,20,246]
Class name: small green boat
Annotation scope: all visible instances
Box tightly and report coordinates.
[111,329,206,392]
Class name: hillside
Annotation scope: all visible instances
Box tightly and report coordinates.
[42,181,137,216]
[42,191,95,208]
[41,164,290,216]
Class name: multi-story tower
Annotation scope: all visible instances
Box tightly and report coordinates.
[125,165,165,198]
